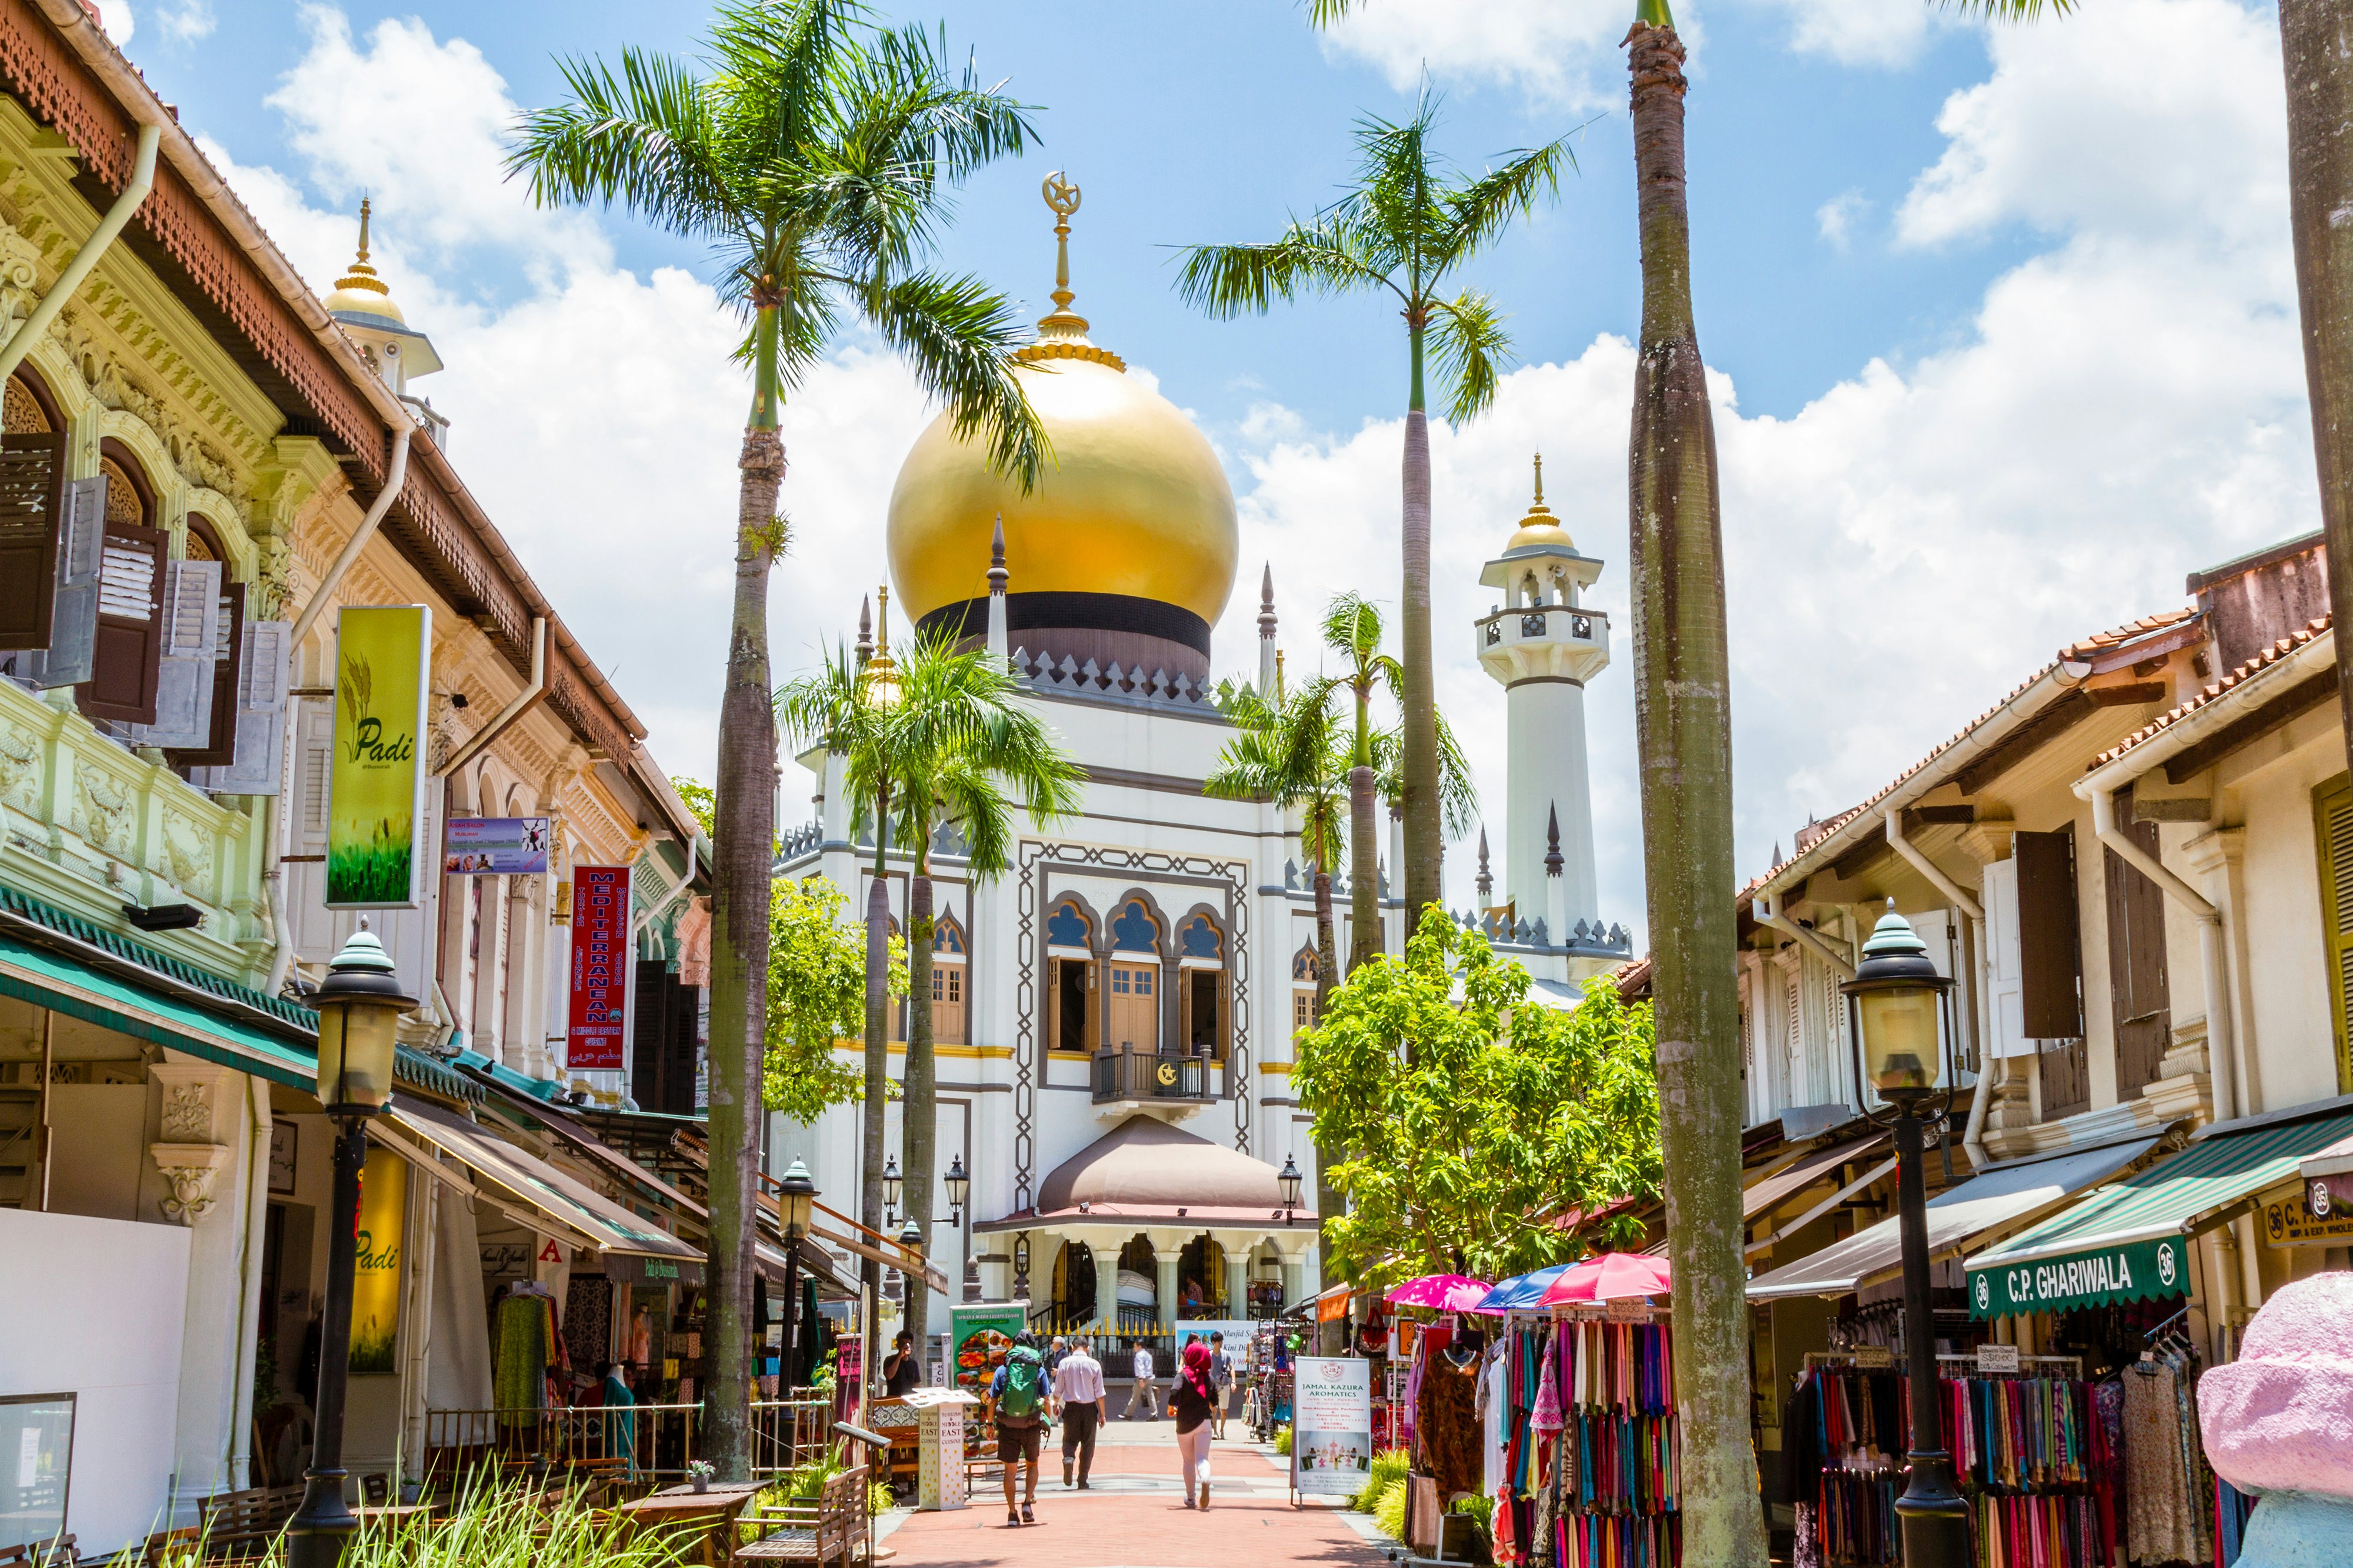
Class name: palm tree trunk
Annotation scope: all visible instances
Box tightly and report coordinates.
[1624,22,1765,1566]
[2280,0,2353,778]
[1399,322,1441,945]
[904,863,938,1355]
[1311,862,1343,1287]
[1348,758,1380,972]
[706,319,785,1477]
[860,790,891,1330]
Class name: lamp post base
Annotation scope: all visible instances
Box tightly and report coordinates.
[283,1467,355,1568]
[1895,1447,1970,1568]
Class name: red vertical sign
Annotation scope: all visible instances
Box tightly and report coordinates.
[567,866,630,1070]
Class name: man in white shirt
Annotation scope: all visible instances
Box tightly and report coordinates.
[1052,1336,1106,1487]
[1122,1343,1161,1420]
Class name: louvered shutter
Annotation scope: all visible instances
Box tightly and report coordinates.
[76,522,166,724]
[291,699,334,853]
[28,476,106,688]
[169,582,244,765]
[190,619,290,796]
[2315,775,2353,1095]
[128,560,221,748]
[0,432,65,650]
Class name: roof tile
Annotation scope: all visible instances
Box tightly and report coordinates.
[2091,614,2332,768]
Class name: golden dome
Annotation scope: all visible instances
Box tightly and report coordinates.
[324,199,404,323]
[886,173,1237,644]
[1504,452,1575,553]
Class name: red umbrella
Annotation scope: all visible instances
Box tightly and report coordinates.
[1537,1252,1672,1307]
[1385,1274,1493,1312]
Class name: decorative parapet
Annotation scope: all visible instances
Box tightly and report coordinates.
[1442,906,1634,960]
[0,678,267,982]
[1008,646,1238,718]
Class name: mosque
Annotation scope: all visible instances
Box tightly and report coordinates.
[768,179,1632,1334]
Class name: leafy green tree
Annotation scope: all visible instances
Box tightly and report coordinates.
[762,873,905,1119]
[1175,90,1568,954]
[513,0,1045,1478]
[1292,914,1661,1292]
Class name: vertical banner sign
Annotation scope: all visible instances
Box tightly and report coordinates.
[568,866,630,1070]
[349,1146,407,1374]
[1291,1356,1373,1497]
[328,605,431,908]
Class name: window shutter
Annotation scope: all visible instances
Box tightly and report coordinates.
[128,559,221,748]
[2315,775,2353,1095]
[0,431,65,650]
[291,699,334,852]
[76,522,166,724]
[189,619,290,796]
[2013,827,2085,1039]
[170,582,244,766]
[27,476,107,688]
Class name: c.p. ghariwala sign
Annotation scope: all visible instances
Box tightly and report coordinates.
[1967,1235,2187,1319]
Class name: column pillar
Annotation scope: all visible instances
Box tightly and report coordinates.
[1223,1238,1251,1320]
[1094,1247,1121,1332]
[2184,825,2260,1115]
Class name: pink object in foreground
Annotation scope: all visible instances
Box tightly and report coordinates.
[1538,1252,1673,1306]
[1384,1274,1494,1312]
[2199,1272,2353,1500]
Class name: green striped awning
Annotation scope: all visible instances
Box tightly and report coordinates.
[0,932,315,1089]
[1964,1110,2353,1318]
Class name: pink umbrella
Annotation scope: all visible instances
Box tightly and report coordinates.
[1537,1252,1672,1307]
[1385,1274,1494,1312]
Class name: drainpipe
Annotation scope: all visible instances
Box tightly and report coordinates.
[1887,808,1996,1168]
[0,124,159,385]
[286,421,414,647]
[228,1074,271,1488]
[432,616,547,778]
[2079,782,2238,1123]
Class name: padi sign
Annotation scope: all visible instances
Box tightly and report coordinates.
[1968,1236,2187,1319]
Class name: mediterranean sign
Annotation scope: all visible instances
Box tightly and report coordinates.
[1968,1235,2188,1319]
[350,1146,407,1374]
[443,816,551,875]
[328,605,431,908]
[2261,1186,2353,1247]
[566,866,629,1071]
[1291,1356,1374,1497]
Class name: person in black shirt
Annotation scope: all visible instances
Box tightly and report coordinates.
[883,1331,921,1396]
[1173,1341,1219,1509]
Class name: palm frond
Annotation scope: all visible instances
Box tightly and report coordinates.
[1171,219,1403,320]
[1940,0,2072,15]
[1427,289,1512,424]
[1322,592,1386,664]
[1439,135,1575,264]
[1433,712,1481,839]
[1304,0,1359,23]
[865,271,1051,490]
[506,49,733,240]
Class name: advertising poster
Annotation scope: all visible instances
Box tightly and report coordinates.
[567,866,629,1070]
[443,816,551,875]
[327,605,431,908]
[1291,1355,1372,1496]
[1172,1319,1256,1377]
[946,1302,1029,1394]
[350,1146,407,1374]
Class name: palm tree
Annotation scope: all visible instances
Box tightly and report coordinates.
[1174,92,1569,952]
[1621,3,1765,1563]
[1207,681,1347,1016]
[509,1,1045,1477]
[872,629,1082,1351]
[1311,594,1407,971]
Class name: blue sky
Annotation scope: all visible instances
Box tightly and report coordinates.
[101,0,2316,936]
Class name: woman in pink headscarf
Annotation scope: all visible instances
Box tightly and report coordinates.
[1174,1340,1219,1509]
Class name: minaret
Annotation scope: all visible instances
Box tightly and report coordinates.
[986,515,1010,662]
[1257,565,1278,696]
[1476,455,1608,943]
[1475,828,1493,908]
[322,199,444,398]
[855,595,873,667]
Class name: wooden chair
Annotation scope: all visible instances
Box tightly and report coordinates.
[194,1484,305,1559]
[732,1465,868,1567]
[137,1529,199,1568]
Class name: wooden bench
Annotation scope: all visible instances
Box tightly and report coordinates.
[194,1484,305,1558]
[732,1466,867,1567]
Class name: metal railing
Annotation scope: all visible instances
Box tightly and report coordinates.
[1091,1049,1227,1103]
[422,1396,834,1489]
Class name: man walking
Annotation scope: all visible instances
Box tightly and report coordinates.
[1122,1342,1161,1420]
[1052,1335,1106,1487]
[991,1330,1050,1526]
[1208,1330,1233,1439]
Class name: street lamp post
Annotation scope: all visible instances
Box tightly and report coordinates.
[776,1158,818,1395]
[1277,1154,1304,1223]
[286,930,416,1568]
[1842,901,1968,1568]
[881,1155,902,1229]
[944,1155,969,1228]
[896,1217,925,1383]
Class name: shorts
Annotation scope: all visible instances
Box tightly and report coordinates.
[998,1421,1044,1463]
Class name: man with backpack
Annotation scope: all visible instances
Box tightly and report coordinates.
[990,1330,1050,1526]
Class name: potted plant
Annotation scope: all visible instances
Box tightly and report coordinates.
[688,1459,715,1495]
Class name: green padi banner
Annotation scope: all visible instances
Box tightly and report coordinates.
[329,605,431,908]
[1968,1234,2189,1319]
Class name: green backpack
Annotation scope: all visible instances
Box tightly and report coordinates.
[999,1346,1046,1421]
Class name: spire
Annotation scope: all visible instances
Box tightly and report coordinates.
[1545,803,1563,878]
[989,515,1009,594]
[866,584,899,703]
[1258,563,1277,638]
[1017,171,1125,372]
[986,516,1009,663]
[855,594,873,665]
[1532,451,1545,508]
[1257,563,1279,696]
[1476,828,1492,904]
[333,198,387,299]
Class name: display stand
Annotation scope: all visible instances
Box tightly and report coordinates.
[904,1388,981,1511]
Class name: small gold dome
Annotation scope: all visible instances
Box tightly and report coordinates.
[1504,452,1575,553]
[325,198,404,323]
[886,174,1237,635]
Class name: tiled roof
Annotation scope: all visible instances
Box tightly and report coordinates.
[2092,614,2332,768]
[2058,608,2199,663]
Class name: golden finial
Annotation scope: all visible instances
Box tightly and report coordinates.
[1532,452,1545,508]
[334,197,388,297]
[1017,171,1125,371]
[865,582,899,705]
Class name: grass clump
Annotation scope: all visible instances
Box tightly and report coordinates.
[1351,1449,1410,1511]
[1372,1477,1408,1538]
[1274,1423,1292,1456]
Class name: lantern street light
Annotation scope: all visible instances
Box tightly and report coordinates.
[1277,1154,1304,1220]
[944,1155,969,1227]
[895,1217,926,1379]
[881,1154,903,1227]
[286,929,416,1568]
[1842,900,1967,1568]
[775,1158,818,1394]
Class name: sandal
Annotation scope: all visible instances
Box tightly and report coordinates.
[1021,1503,1036,1525]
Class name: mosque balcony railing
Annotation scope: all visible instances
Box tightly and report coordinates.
[1091,1047,1228,1105]
[1475,604,1609,649]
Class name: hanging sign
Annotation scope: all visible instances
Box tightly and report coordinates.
[2262,1186,2353,1247]
[349,1146,407,1374]
[443,816,551,875]
[1291,1356,1373,1496]
[567,865,630,1070]
[1967,1235,2187,1319]
[327,605,431,909]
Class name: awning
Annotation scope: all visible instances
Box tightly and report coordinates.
[1965,1110,2353,1319]
[1744,1132,1892,1223]
[1746,1133,2165,1303]
[381,1097,702,1264]
[0,932,314,1089]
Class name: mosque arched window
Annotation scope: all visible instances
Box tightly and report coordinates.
[1110,899,1159,953]
[4,368,58,435]
[1045,897,1098,1055]
[931,914,968,1045]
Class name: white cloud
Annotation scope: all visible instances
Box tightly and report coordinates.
[92,0,131,43]
[1816,189,1868,250]
[154,0,214,43]
[1309,0,1633,105]
[1768,1,1936,68]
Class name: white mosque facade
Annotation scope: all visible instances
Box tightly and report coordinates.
[766,188,1631,1334]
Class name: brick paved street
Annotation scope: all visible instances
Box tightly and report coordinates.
[875,1422,1391,1568]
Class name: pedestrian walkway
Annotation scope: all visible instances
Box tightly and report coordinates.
[875,1421,1389,1568]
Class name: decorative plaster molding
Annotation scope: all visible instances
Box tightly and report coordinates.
[150,1140,229,1223]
